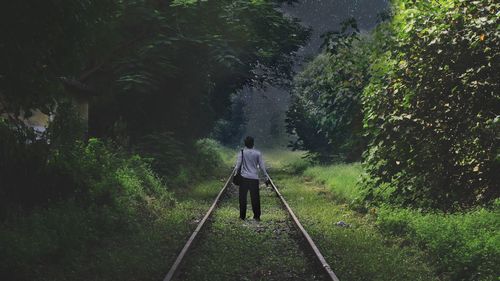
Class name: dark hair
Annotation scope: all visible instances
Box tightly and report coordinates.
[244,136,254,148]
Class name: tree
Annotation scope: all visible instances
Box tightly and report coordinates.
[287,21,370,162]
[88,0,309,143]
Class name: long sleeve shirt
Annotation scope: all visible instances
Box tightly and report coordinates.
[234,148,269,180]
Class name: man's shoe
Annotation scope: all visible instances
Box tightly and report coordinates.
[254,217,261,222]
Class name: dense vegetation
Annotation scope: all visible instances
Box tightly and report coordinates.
[285,1,499,280]
[362,0,499,210]
[0,1,307,280]
[0,0,498,280]
[297,161,499,281]
[287,22,370,162]
[287,0,499,210]
[0,0,308,206]
[1,0,308,142]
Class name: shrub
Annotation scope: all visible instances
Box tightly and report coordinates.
[0,138,175,280]
[133,134,227,186]
[193,138,225,178]
[362,0,500,210]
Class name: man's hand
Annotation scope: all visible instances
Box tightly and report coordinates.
[265,178,271,187]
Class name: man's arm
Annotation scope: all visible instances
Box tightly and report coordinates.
[258,152,270,181]
[234,151,242,174]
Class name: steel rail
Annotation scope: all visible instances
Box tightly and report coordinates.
[163,170,340,281]
[162,171,234,281]
[268,177,340,281]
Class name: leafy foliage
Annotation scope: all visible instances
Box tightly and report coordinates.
[0,0,116,115]
[362,0,500,210]
[0,104,175,214]
[287,25,370,162]
[88,0,309,142]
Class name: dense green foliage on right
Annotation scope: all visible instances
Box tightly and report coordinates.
[288,0,499,210]
[363,0,499,209]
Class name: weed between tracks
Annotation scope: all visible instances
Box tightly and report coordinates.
[175,184,327,281]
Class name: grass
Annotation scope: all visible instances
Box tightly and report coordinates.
[0,178,226,281]
[260,149,307,171]
[376,204,500,281]
[303,163,364,203]
[274,172,438,281]
[175,183,327,281]
[262,149,499,281]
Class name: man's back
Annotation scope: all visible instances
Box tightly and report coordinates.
[236,148,268,180]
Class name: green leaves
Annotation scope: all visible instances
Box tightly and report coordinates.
[362,0,500,210]
[287,31,371,162]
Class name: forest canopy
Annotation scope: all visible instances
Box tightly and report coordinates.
[0,0,308,141]
[0,0,309,210]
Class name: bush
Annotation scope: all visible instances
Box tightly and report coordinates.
[376,203,500,281]
[0,138,175,280]
[133,134,227,186]
[362,0,500,210]
[193,138,225,178]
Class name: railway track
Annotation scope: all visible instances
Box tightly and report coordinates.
[163,172,340,281]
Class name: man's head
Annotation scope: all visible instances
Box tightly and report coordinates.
[244,136,254,148]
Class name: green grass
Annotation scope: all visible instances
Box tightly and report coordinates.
[261,149,307,171]
[262,150,499,281]
[175,184,327,281]
[303,163,364,203]
[376,204,500,281]
[0,178,226,281]
[274,172,438,281]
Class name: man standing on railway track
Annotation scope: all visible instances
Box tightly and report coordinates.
[234,136,270,221]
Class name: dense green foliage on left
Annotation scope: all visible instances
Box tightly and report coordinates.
[0,110,229,280]
[0,1,306,279]
[0,134,174,279]
[1,0,308,143]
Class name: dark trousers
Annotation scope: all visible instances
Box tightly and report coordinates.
[239,178,260,219]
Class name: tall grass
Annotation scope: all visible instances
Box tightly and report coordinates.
[303,163,363,204]
[376,203,500,281]
[275,173,437,281]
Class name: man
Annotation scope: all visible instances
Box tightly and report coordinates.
[234,136,270,221]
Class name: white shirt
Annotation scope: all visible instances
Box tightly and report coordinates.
[234,148,269,180]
